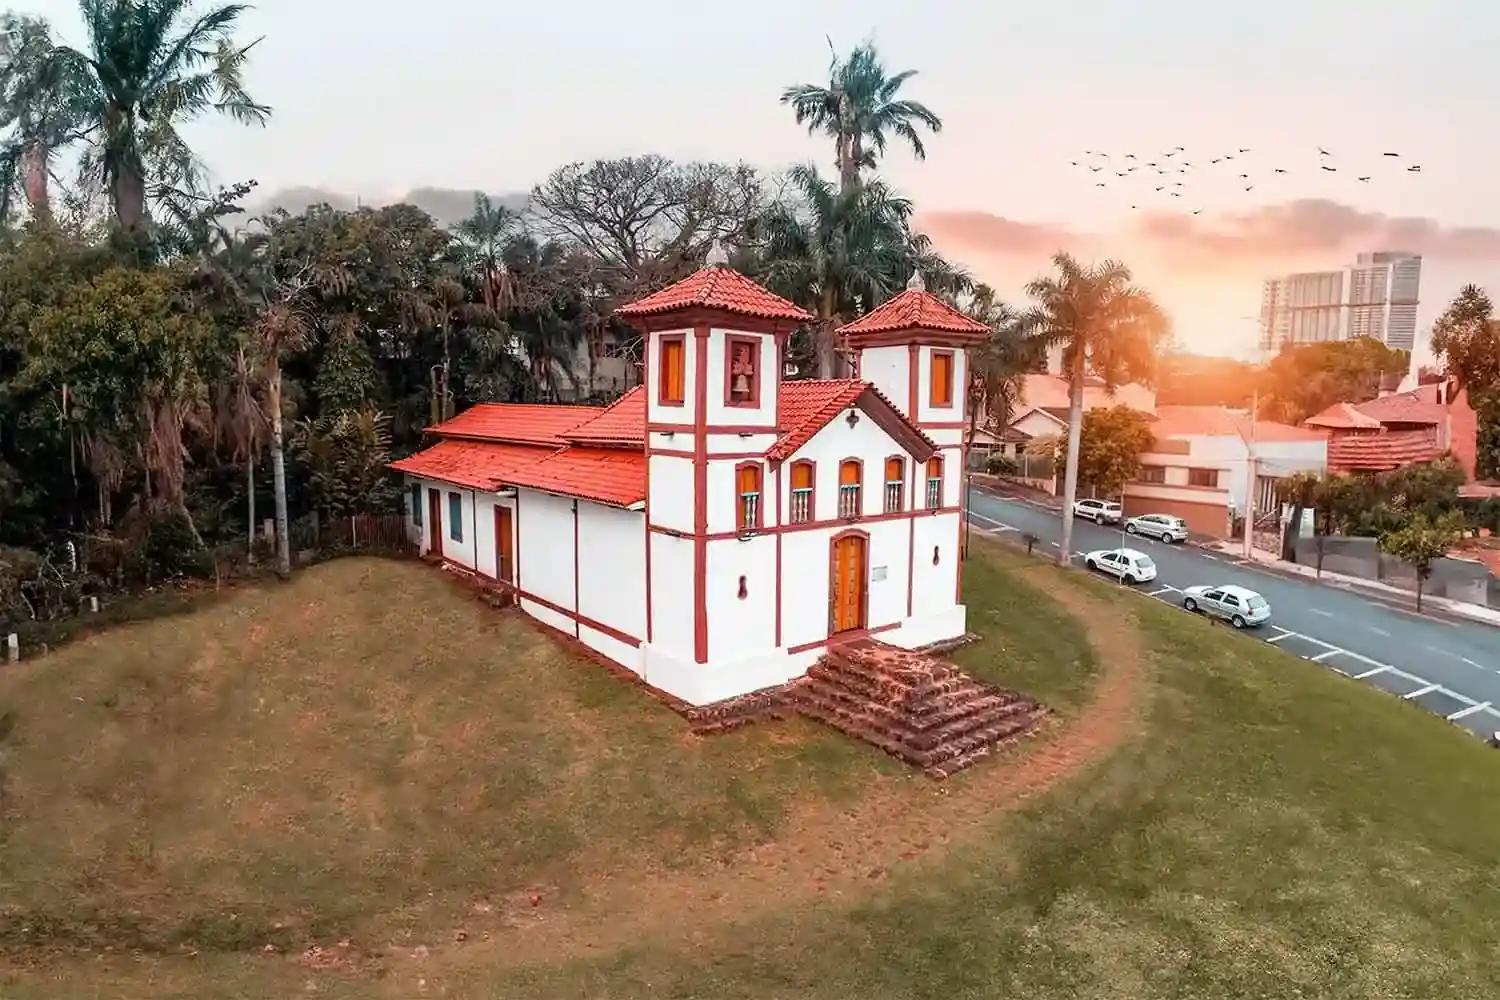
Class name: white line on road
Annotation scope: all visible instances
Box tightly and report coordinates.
[1148,586,1180,596]
[1266,631,1296,643]
[1354,665,1390,679]
[1462,657,1486,669]
[1310,609,1334,618]
[1201,554,1219,561]
[1404,683,1441,700]
[1367,626,1391,637]
[1448,702,1492,721]
[1310,649,1342,662]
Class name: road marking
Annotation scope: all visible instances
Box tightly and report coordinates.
[1310,608,1334,618]
[1201,554,1219,561]
[1266,631,1296,643]
[1462,657,1485,669]
[1148,586,1179,596]
[1448,702,1492,721]
[1353,665,1390,679]
[1310,649,1342,662]
[1367,626,1391,637]
[1403,683,1441,700]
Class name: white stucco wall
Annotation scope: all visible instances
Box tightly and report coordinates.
[704,533,778,661]
[859,345,909,417]
[649,454,694,533]
[915,345,967,426]
[576,501,647,645]
[646,326,696,426]
[515,489,576,616]
[647,532,694,659]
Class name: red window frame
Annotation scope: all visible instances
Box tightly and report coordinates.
[789,459,816,524]
[925,456,944,509]
[735,461,763,531]
[723,334,762,408]
[930,349,955,408]
[658,333,686,407]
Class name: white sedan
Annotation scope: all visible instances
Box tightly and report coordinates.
[1073,498,1123,524]
[1125,513,1189,543]
[1181,585,1272,628]
[1083,547,1157,584]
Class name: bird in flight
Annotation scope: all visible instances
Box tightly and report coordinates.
[1116,171,1128,177]
[1239,173,1249,179]
[1210,157,1221,164]
[1358,176,1371,182]
[1071,160,1080,166]
[1174,146,1185,151]
[1173,181,1184,187]
[1155,186,1165,191]
[1225,154,1235,161]
[1408,164,1422,172]
[1318,146,1331,156]
[1321,165,1337,172]
[1273,168,1287,174]
[1095,182,1106,188]
[1243,185,1254,192]
[1383,152,1400,157]
[1237,147,1251,153]
[1170,192,1182,198]
[1125,153,1136,160]
[1191,209,1202,215]
[1090,165,1102,172]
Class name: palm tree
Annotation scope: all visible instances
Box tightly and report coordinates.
[965,286,1037,460]
[214,341,266,557]
[454,192,519,313]
[0,14,88,222]
[782,41,942,198]
[56,0,269,231]
[1024,253,1167,566]
[759,163,913,377]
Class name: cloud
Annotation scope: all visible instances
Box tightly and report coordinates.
[251,186,528,227]
[1134,199,1500,266]
[916,210,1088,257]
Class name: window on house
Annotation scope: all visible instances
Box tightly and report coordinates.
[725,336,759,406]
[659,336,685,405]
[448,492,463,541]
[737,464,762,531]
[1138,465,1166,484]
[410,483,422,524]
[790,461,814,524]
[925,457,944,509]
[884,457,905,513]
[838,460,862,518]
[930,351,954,407]
[1188,468,1219,488]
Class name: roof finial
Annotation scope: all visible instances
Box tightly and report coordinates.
[705,239,729,267]
[906,269,926,292]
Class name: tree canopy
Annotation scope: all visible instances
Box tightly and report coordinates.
[1258,337,1409,425]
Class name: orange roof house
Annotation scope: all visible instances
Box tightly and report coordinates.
[1309,379,1480,480]
[389,257,981,710]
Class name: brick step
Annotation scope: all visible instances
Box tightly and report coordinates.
[806,660,981,708]
[790,688,926,747]
[794,678,1026,739]
[790,685,1044,763]
[910,714,1042,767]
[824,650,972,696]
[904,701,1039,751]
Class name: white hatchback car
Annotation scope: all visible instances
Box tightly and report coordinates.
[1083,547,1157,584]
[1181,584,1271,628]
[1125,513,1189,543]
[1073,498,1123,524]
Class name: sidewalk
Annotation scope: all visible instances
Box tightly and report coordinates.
[1203,540,1500,629]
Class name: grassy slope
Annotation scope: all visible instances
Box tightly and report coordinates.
[7,544,1500,998]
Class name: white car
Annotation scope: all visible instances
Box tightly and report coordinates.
[1073,498,1123,524]
[1181,585,1271,629]
[1125,513,1189,543]
[1083,547,1157,584]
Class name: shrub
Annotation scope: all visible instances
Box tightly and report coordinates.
[986,454,1018,476]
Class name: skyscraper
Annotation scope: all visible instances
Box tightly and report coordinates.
[1258,251,1421,355]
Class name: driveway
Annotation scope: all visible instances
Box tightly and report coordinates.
[967,486,1500,740]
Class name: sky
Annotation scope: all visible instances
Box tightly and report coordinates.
[16,0,1500,363]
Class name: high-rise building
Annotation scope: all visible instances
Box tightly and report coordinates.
[1258,251,1421,354]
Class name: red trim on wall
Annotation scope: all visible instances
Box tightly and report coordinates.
[571,499,581,638]
[917,420,970,431]
[649,421,779,435]
[787,620,899,655]
[519,589,642,649]
[647,504,961,541]
[906,343,919,421]
[733,460,763,530]
[692,323,710,664]
[723,333,763,408]
[652,447,766,460]
[955,444,966,603]
[513,490,521,590]
[644,446,653,644]
[930,348,956,409]
[657,332,686,407]
[774,461,783,647]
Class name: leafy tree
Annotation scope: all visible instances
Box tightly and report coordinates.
[1431,284,1500,479]
[1276,470,1322,563]
[1379,512,1464,612]
[0,13,89,222]
[782,41,942,197]
[1024,253,1167,565]
[1259,337,1409,424]
[965,285,1036,456]
[293,407,401,518]
[1033,405,1153,500]
[454,192,520,313]
[52,0,269,231]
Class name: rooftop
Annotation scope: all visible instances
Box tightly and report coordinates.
[426,403,603,447]
[1305,402,1383,431]
[615,264,813,324]
[1327,428,1443,473]
[1353,385,1448,426]
[837,288,990,342]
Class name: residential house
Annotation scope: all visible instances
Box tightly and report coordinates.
[1306,378,1483,492]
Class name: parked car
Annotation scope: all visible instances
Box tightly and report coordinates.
[1073,498,1122,524]
[1083,547,1157,584]
[1125,513,1189,543]
[1181,584,1271,628]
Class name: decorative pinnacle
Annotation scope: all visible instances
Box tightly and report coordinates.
[705,239,729,267]
[906,270,927,292]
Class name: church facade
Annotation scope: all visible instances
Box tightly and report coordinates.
[392,261,986,705]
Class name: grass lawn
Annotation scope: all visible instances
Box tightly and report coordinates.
[4,542,1500,998]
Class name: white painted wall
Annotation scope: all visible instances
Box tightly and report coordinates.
[515,489,576,614]
[707,458,767,534]
[705,327,777,428]
[647,532,694,659]
[911,513,961,617]
[646,326,696,426]
[1013,409,1068,440]
[576,502,647,644]
[704,533,778,661]
[915,345,967,426]
[648,454,694,533]
[859,345,909,417]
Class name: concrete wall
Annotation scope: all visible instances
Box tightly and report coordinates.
[1292,535,1500,609]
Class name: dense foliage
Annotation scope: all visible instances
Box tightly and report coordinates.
[1258,337,1410,424]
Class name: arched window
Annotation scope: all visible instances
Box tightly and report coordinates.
[736,463,762,531]
[838,459,863,519]
[789,460,815,524]
[925,456,944,509]
[884,456,905,513]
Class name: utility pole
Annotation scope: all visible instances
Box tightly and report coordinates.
[1244,388,1258,560]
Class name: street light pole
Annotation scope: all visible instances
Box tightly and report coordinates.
[1244,388,1258,561]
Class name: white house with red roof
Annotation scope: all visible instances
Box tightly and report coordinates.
[391,260,982,705]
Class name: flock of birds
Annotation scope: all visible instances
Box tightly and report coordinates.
[1070,146,1423,213]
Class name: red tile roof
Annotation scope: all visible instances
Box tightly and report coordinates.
[616,265,813,323]
[768,380,868,460]
[505,447,647,508]
[1306,402,1383,431]
[562,386,647,447]
[389,440,551,490]
[1354,386,1445,426]
[427,403,603,447]
[1232,416,1329,443]
[837,289,990,341]
[1327,429,1442,473]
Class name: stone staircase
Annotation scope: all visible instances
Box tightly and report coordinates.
[787,639,1046,779]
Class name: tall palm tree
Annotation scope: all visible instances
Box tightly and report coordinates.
[759,163,913,377]
[56,0,269,231]
[1024,253,1167,566]
[782,41,942,197]
[0,14,88,222]
[454,192,519,312]
[965,286,1037,459]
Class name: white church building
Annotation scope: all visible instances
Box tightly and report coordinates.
[392,259,988,705]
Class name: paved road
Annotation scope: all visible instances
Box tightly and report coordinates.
[968,486,1500,740]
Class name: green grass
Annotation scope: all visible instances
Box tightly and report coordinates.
[6,544,1500,998]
